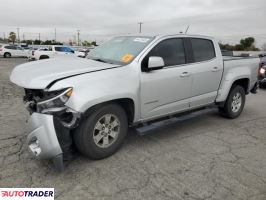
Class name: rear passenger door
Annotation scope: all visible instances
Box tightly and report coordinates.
[188,38,223,107]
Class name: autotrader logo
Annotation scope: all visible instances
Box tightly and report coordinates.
[0,188,54,200]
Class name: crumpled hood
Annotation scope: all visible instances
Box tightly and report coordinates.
[10,57,120,89]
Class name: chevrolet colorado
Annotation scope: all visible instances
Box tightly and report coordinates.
[10,34,259,170]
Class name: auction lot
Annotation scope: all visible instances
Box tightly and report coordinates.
[0,58,266,200]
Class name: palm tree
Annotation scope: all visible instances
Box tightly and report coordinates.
[8,32,16,44]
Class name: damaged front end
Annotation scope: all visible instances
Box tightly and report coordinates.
[24,88,81,171]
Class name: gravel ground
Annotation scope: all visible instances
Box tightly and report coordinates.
[0,58,266,200]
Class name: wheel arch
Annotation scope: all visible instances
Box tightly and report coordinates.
[216,76,250,103]
[83,98,135,124]
[232,78,250,94]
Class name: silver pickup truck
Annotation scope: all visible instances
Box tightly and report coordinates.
[10,34,259,170]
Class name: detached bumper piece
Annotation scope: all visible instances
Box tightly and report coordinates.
[27,113,77,172]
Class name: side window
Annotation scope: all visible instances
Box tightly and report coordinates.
[5,46,15,50]
[190,38,216,62]
[54,47,62,52]
[142,38,186,68]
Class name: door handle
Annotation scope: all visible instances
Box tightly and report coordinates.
[211,67,220,72]
[180,72,190,77]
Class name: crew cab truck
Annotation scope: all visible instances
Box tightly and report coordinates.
[32,45,75,60]
[10,34,259,171]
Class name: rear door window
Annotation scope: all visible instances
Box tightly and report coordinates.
[190,38,216,62]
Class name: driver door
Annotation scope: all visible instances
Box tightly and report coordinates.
[140,38,193,120]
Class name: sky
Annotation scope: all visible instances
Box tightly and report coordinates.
[0,0,266,47]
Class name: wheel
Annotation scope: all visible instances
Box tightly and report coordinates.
[73,104,128,159]
[219,85,246,119]
[39,55,49,60]
[4,52,11,58]
[259,82,266,89]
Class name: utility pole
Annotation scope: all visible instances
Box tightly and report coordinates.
[138,22,143,34]
[23,33,25,41]
[54,28,57,42]
[3,32,5,41]
[77,30,80,46]
[38,33,41,41]
[16,27,20,43]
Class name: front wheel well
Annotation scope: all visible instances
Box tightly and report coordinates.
[232,78,250,94]
[83,98,135,124]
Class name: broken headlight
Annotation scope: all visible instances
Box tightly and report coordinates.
[37,88,73,113]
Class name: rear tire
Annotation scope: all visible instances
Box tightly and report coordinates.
[4,52,11,58]
[219,85,246,119]
[73,104,128,159]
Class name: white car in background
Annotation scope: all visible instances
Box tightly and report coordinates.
[76,48,93,58]
[0,44,27,58]
[32,45,76,60]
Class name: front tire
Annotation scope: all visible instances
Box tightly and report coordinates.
[4,52,11,58]
[73,104,128,159]
[219,85,246,119]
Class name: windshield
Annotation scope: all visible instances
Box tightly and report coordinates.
[87,36,154,64]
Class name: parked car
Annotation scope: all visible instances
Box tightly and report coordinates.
[0,44,27,58]
[258,56,266,88]
[10,34,259,171]
[32,45,75,60]
[27,47,39,60]
[76,48,92,58]
[258,53,266,58]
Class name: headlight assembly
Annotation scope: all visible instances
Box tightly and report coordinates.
[37,88,73,113]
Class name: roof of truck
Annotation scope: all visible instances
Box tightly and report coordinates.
[120,34,215,40]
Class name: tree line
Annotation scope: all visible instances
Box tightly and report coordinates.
[0,32,96,47]
[0,32,264,50]
[219,37,260,51]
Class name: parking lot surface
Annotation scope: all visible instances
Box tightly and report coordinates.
[0,58,266,200]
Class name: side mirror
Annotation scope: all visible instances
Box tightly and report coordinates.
[148,56,164,70]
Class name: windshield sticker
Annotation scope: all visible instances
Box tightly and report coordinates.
[134,38,150,43]
[121,54,134,63]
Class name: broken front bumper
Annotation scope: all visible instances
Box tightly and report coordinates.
[26,113,64,170]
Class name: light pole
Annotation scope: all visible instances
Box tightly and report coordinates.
[54,28,57,43]
[77,30,80,46]
[16,28,20,43]
[138,22,143,34]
